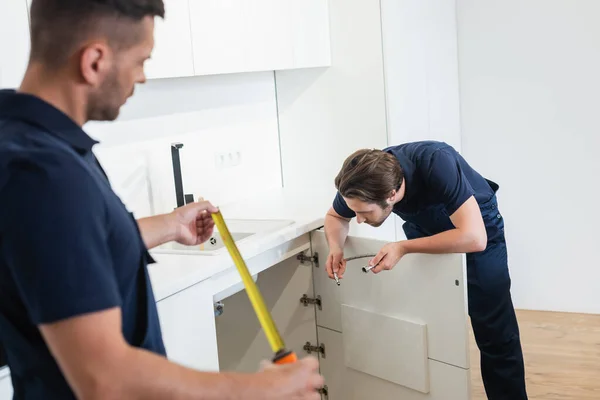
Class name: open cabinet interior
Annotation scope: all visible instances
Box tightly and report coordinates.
[214,228,472,399]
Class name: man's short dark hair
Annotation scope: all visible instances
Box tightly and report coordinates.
[335,149,405,209]
[29,0,165,68]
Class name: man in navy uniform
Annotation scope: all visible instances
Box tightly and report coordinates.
[0,1,322,399]
[324,141,527,400]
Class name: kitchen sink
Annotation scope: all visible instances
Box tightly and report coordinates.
[153,218,295,256]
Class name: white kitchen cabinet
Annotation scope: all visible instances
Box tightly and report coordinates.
[290,0,331,68]
[311,230,471,399]
[189,0,330,76]
[189,0,291,76]
[215,252,318,371]
[188,0,248,76]
[317,327,471,400]
[0,0,30,89]
[145,0,195,80]
[240,0,295,73]
[211,228,471,399]
[9,0,331,84]
[156,281,221,372]
[0,371,13,399]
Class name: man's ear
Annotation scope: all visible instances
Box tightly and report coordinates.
[80,42,111,87]
[387,190,397,202]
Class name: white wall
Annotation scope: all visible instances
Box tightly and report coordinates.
[381,0,461,152]
[0,0,30,88]
[275,0,395,241]
[380,0,462,241]
[457,0,600,313]
[87,72,283,217]
[275,0,462,244]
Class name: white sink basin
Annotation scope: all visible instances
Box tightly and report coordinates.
[153,218,295,256]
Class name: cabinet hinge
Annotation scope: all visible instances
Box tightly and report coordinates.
[297,251,319,266]
[213,301,224,317]
[300,294,322,310]
[303,341,326,358]
[318,385,329,399]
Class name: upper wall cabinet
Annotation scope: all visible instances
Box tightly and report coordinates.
[7,0,331,82]
[145,0,195,80]
[0,0,31,89]
[189,0,296,75]
[150,0,331,79]
[290,0,331,68]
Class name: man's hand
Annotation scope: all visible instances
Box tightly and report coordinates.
[324,207,351,281]
[368,242,407,274]
[258,357,324,400]
[169,200,219,246]
[40,307,325,400]
[137,200,219,249]
[326,249,346,279]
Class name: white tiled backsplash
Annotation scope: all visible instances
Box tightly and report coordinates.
[88,72,283,217]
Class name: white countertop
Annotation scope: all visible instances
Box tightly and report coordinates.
[148,187,336,301]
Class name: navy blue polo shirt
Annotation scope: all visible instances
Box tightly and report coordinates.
[0,90,166,399]
[333,141,497,236]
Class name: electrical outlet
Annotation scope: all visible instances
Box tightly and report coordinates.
[214,150,242,170]
[230,151,242,166]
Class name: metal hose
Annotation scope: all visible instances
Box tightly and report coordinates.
[344,254,377,262]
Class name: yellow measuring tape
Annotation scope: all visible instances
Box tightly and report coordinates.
[211,211,286,354]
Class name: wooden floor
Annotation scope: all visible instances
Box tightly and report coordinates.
[469,309,600,399]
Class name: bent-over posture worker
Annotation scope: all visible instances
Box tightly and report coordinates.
[324,141,527,400]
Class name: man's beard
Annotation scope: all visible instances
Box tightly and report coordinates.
[87,67,123,122]
[368,203,394,227]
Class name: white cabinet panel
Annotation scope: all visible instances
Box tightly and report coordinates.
[341,304,429,393]
[190,0,295,75]
[215,254,317,372]
[156,281,220,372]
[313,230,470,369]
[291,0,331,68]
[189,0,329,76]
[15,0,330,81]
[0,372,13,399]
[189,0,248,75]
[317,327,471,400]
[243,0,294,72]
[146,0,195,80]
[0,0,30,89]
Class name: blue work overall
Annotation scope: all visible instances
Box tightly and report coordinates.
[402,189,528,400]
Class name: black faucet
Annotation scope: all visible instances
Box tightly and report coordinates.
[171,142,194,208]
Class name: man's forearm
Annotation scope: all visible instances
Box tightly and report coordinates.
[324,213,350,251]
[104,346,265,400]
[137,214,177,249]
[402,228,486,255]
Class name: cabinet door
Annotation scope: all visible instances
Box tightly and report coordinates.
[317,327,470,400]
[215,253,318,372]
[145,0,195,80]
[242,0,294,72]
[0,0,30,89]
[156,281,220,372]
[188,0,247,76]
[312,230,471,399]
[290,0,331,68]
[0,371,13,399]
[189,0,294,76]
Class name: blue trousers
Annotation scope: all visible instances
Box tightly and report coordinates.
[403,196,528,400]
